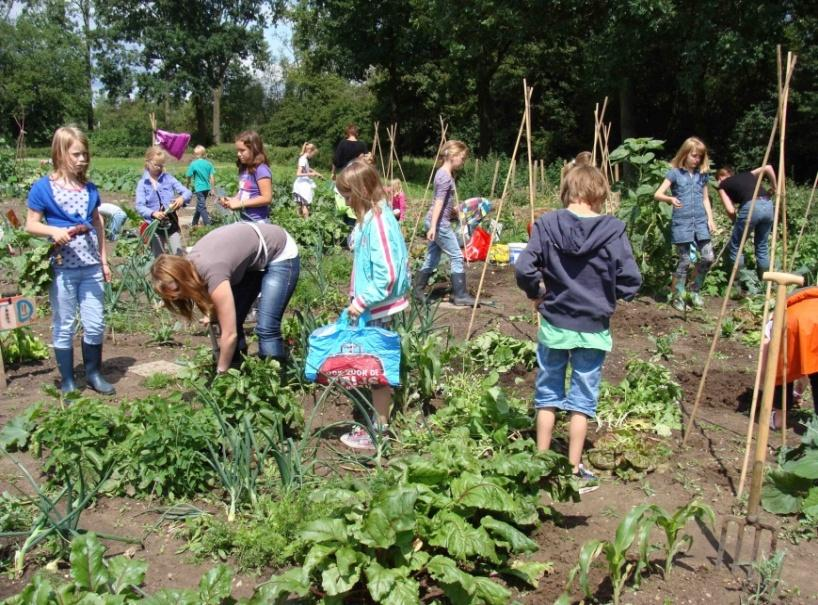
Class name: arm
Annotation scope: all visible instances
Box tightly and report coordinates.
[209,170,216,191]
[91,208,111,283]
[654,178,681,208]
[718,189,736,220]
[227,177,272,210]
[703,185,716,233]
[170,176,192,210]
[615,236,642,301]
[134,181,155,221]
[210,280,238,372]
[751,164,778,193]
[426,198,444,241]
[26,208,73,245]
[514,223,547,301]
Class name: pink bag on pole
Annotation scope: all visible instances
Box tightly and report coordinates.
[154,129,191,160]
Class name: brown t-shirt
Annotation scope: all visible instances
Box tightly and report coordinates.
[188,222,289,293]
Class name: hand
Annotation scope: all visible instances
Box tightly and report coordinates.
[153,211,166,221]
[708,217,716,234]
[426,228,436,242]
[101,263,112,283]
[52,227,72,245]
[346,303,361,320]
[170,198,183,212]
[727,210,736,222]
[669,197,682,208]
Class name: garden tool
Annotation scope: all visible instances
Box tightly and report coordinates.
[717,270,803,573]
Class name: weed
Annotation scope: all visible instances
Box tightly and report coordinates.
[742,550,786,604]
[142,372,174,390]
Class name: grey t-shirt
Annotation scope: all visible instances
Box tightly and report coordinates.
[187,222,289,293]
[425,168,455,229]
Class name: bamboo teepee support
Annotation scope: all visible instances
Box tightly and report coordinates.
[524,79,536,229]
[466,85,532,340]
[682,50,795,455]
[409,118,449,244]
[737,50,798,494]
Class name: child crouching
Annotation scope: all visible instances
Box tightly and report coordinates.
[515,165,642,492]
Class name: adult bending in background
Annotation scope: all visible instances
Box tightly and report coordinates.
[151,222,300,371]
[135,145,191,257]
[716,164,777,289]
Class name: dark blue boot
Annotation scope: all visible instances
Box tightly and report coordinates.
[54,347,76,394]
[81,341,115,395]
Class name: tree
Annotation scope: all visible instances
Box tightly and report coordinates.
[98,0,277,143]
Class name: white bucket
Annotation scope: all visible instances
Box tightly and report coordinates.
[508,243,526,265]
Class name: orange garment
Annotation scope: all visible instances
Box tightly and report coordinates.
[777,286,818,384]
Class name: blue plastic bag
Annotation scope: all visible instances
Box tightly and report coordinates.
[305,312,401,387]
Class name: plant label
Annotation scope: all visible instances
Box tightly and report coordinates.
[0,295,37,330]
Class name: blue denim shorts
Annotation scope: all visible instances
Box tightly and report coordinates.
[533,342,606,418]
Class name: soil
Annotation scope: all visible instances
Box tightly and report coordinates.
[2,195,817,603]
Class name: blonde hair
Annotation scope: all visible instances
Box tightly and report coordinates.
[560,165,609,209]
[389,179,403,193]
[193,145,207,157]
[151,255,213,321]
[335,159,386,223]
[145,145,167,167]
[574,151,592,167]
[51,126,90,183]
[671,137,710,172]
[300,142,317,156]
[436,140,468,169]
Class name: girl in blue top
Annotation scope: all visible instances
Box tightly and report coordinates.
[135,145,191,257]
[25,126,114,395]
[654,137,716,311]
[335,159,410,451]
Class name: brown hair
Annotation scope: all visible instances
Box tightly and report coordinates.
[51,125,90,183]
[151,255,213,321]
[560,165,609,209]
[345,123,359,138]
[436,140,469,169]
[574,151,593,167]
[335,159,386,223]
[235,130,268,174]
[671,137,710,172]
[715,167,734,180]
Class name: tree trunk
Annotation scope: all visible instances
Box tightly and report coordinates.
[212,83,223,145]
[193,95,209,144]
[476,73,494,156]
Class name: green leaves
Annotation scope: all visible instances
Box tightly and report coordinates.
[0,328,49,364]
[763,418,818,518]
[429,511,499,563]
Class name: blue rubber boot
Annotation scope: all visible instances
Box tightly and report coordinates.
[81,341,115,395]
[54,347,76,394]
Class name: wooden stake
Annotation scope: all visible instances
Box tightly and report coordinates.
[0,345,6,391]
[540,159,546,193]
[409,118,448,244]
[466,86,531,340]
[490,160,500,198]
[684,51,794,453]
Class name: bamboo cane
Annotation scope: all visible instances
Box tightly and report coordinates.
[524,79,536,230]
[683,51,794,452]
[490,160,500,198]
[540,159,546,192]
[592,103,599,166]
[466,86,532,340]
[409,119,449,245]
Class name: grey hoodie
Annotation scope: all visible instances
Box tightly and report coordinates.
[515,209,642,332]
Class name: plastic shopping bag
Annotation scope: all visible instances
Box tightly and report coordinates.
[464,226,491,262]
[305,312,401,387]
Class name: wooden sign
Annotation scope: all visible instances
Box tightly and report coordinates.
[0,296,36,330]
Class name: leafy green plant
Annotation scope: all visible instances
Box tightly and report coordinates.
[142,372,174,390]
[587,429,672,480]
[649,500,715,578]
[460,329,537,373]
[12,237,53,297]
[596,358,683,436]
[743,550,786,605]
[762,416,818,519]
[0,328,48,363]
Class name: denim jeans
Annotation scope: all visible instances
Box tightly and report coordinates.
[192,190,211,226]
[421,220,464,274]
[728,198,773,273]
[105,208,127,241]
[51,265,105,348]
[533,342,606,418]
[256,256,300,358]
[231,271,264,353]
[149,227,183,258]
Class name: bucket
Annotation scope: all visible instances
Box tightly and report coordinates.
[508,243,526,265]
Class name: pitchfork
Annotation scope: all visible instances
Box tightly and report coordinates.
[717,271,803,573]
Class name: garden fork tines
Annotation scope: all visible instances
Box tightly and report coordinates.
[717,515,778,574]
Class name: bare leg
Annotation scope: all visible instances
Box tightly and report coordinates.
[567,412,589,472]
[371,386,391,427]
[536,408,556,452]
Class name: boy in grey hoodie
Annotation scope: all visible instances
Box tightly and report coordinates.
[515,165,641,492]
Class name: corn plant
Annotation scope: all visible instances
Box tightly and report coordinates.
[649,500,715,578]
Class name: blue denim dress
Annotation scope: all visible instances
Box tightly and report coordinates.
[666,168,710,244]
